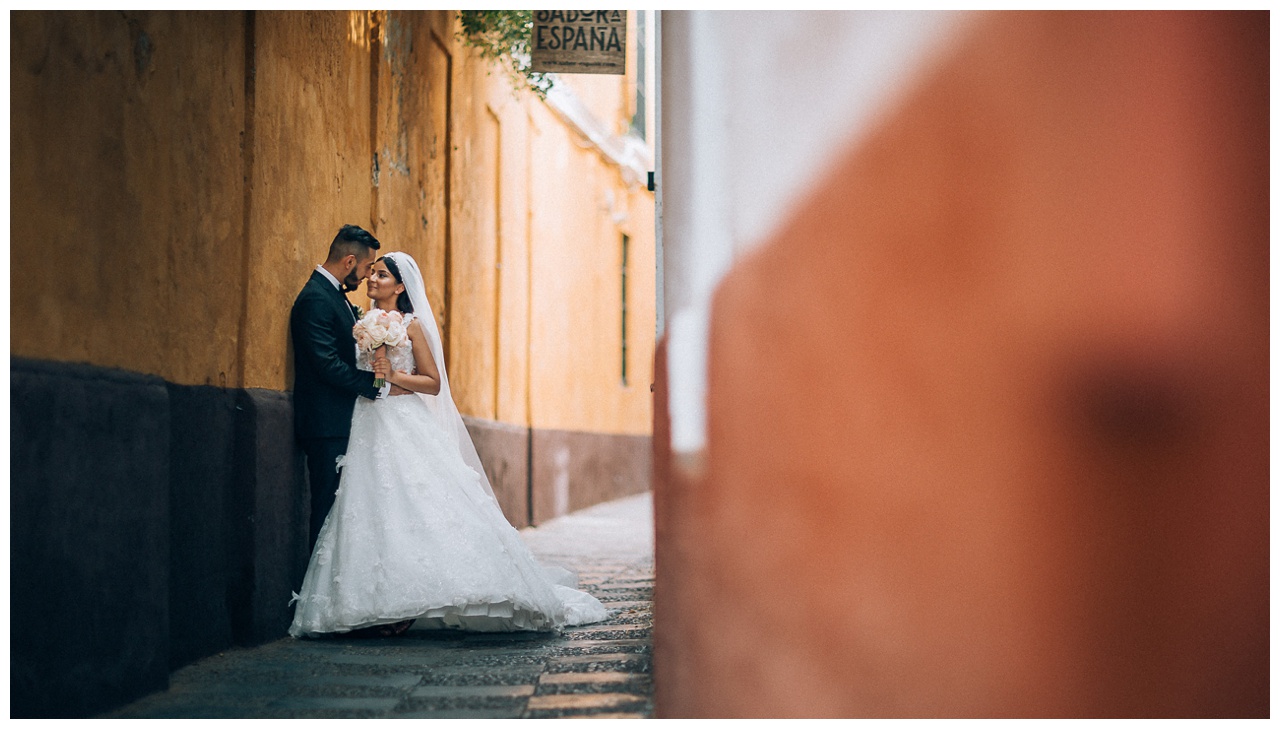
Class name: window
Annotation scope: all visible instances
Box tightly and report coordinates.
[621,233,630,385]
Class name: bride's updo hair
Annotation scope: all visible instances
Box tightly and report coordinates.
[377,255,414,314]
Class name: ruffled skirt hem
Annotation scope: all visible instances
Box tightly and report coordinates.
[289,592,608,638]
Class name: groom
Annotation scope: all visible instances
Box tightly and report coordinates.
[291,224,391,551]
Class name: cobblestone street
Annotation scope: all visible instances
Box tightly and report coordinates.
[103,493,655,719]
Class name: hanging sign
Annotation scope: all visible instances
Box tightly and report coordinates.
[531,11,627,75]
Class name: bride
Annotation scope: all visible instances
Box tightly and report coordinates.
[289,251,608,638]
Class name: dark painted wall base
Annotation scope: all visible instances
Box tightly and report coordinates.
[167,384,236,670]
[11,359,170,719]
[11,359,307,718]
[531,427,652,524]
[463,416,653,528]
[464,416,532,528]
[12,357,651,716]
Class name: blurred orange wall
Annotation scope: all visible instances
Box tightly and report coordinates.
[655,11,1267,718]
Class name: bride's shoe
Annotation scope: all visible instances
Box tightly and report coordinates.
[377,619,415,637]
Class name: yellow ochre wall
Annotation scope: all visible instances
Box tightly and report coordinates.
[12,10,248,387]
[11,9,655,438]
[242,11,377,391]
[527,107,655,434]
[430,10,656,436]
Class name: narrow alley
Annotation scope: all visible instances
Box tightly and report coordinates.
[12,11,1266,718]
[101,494,655,719]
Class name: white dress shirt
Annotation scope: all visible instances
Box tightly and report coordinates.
[315,264,343,291]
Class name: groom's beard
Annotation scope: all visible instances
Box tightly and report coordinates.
[342,274,361,293]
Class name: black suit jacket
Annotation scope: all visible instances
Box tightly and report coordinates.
[290,270,380,440]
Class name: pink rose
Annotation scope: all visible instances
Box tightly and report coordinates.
[354,326,374,352]
[366,321,389,344]
[384,321,407,348]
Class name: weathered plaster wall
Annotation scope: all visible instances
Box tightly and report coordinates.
[12,9,655,438]
[446,35,520,422]
[437,19,656,520]
[9,9,388,391]
[367,11,453,361]
[11,10,246,386]
[528,99,656,435]
[241,10,377,390]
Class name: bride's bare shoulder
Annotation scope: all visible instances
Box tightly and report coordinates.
[405,315,428,336]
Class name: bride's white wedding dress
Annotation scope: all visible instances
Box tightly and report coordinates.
[289,254,607,638]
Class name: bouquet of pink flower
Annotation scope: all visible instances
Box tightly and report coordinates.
[353,308,408,388]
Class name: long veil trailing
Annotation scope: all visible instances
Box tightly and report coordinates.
[383,251,498,504]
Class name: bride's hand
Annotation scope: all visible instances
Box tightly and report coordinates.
[383,366,413,396]
[372,358,392,381]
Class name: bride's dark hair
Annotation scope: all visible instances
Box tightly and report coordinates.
[377,255,414,314]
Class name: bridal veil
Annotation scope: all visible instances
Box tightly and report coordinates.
[382,251,498,504]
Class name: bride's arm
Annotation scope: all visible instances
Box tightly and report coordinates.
[386,319,442,395]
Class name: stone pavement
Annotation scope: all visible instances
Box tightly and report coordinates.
[102,492,655,719]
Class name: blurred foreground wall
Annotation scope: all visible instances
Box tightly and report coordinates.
[11,10,654,717]
[654,10,1267,717]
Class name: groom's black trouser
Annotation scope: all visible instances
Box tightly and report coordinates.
[300,436,349,553]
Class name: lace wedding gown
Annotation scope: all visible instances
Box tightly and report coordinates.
[289,312,608,637]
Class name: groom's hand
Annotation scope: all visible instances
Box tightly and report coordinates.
[389,383,413,396]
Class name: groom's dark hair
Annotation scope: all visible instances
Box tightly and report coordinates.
[326,224,380,263]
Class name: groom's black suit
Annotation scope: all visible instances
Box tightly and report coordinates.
[291,270,381,551]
